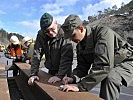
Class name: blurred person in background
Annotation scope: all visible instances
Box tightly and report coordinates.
[22,36,34,64]
[5,35,24,76]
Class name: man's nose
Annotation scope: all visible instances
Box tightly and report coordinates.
[49,30,53,35]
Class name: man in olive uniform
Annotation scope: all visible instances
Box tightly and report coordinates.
[61,14,133,100]
[28,13,73,84]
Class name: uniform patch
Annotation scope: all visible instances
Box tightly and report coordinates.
[95,43,105,55]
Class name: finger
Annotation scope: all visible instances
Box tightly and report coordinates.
[66,88,72,92]
[50,79,55,83]
[48,79,51,83]
[28,79,33,85]
[52,79,56,83]
[28,80,31,85]
[63,87,67,92]
[36,77,39,80]
[63,85,68,92]
[48,78,53,83]
[31,78,34,83]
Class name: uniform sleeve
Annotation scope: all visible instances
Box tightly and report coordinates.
[77,27,115,91]
[30,32,45,76]
[93,26,114,71]
[56,39,73,79]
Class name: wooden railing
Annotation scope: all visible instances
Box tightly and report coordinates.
[14,62,103,100]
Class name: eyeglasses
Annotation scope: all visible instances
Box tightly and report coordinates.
[43,28,55,33]
[43,29,50,33]
[43,22,57,33]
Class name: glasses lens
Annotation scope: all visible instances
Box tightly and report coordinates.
[44,29,50,33]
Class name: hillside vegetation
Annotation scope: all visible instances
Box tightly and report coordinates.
[87,0,133,44]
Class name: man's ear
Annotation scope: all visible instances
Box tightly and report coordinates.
[79,26,84,33]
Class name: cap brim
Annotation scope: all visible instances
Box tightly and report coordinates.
[13,40,19,45]
[64,29,74,39]
[27,40,32,43]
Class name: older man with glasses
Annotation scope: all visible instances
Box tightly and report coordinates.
[28,13,73,85]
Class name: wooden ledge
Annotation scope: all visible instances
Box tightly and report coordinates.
[15,62,103,100]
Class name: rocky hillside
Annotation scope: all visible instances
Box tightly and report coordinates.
[89,13,133,39]
[88,0,133,44]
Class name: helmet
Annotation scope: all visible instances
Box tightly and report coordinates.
[22,36,32,45]
[10,35,19,45]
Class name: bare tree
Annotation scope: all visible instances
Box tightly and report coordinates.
[121,2,125,7]
[112,5,117,10]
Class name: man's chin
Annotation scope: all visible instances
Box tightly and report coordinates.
[73,39,80,43]
[48,33,57,38]
[53,34,57,37]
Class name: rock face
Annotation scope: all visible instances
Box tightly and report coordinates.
[89,12,133,41]
[88,0,133,45]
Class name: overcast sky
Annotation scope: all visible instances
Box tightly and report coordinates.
[0,0,132,39]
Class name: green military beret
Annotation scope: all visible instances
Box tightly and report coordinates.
[62,14,82,39]
[40,13,53,30]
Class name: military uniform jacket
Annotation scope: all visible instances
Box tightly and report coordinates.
[72,25,133,91]
[31,24,73,78]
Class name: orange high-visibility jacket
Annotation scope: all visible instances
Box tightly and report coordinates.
[10,42,24,56]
